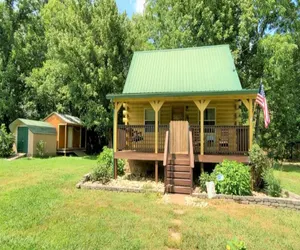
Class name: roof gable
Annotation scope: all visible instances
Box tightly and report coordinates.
[123,45,241,94]
[9,119,56,135]
[44,112,82,125]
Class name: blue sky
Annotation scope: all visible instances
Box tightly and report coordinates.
[116,0,145,17]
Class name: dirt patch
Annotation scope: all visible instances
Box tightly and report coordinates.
[171,219,182,226]
[168,228,182,243]
[173,209,185,215]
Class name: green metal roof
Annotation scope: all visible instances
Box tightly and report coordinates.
[123,45,242,94]
[9,119,56,135]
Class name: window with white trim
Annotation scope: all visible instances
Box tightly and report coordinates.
[204,108,216,125]
[145,109,155,132]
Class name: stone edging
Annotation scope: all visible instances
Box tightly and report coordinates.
[192,193,300,210]
[76,181,164,194]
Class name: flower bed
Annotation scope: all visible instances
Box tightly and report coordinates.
[76,173,164,193]
[192,192,300,210]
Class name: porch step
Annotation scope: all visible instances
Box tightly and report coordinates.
[165,185,192,194]
[167,165,190,172]
[166,178,192,186]
[74,150,87,157]
[169,154,189,159]
[167,171,191,179]
[168,159,190,165]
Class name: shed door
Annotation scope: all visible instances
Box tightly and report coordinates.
[68,127,73,148]
[17,127,28,153]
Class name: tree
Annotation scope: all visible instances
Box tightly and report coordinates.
[0,0,47,126]
[26,0,132,137]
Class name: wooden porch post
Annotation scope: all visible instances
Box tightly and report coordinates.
[155,161,158,183]
[242,99,254,150]
[64,124,67,156]
[113,102,123,153]
[194,100,210,173]
[79,127,82,148]
[150,100,164,183]
[113,102,122,179]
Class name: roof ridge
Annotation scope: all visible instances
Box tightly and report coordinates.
[134,44,230,54]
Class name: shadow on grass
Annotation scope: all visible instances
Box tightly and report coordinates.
[278,164,300,173]
[82,155,98,160]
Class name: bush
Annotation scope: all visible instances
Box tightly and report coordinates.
[263,168,282,197]
[36,140,46,157]
[199,172,212,191]
[91,163,112,184]
[0,124,14,157]
[97,146,125,176]
[210,160,251,196]
[249,144,271,189]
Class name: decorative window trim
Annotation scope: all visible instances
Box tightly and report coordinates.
[144,108,159,132]
[204,108,216,126]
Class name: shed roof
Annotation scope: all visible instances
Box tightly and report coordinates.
[107,45,257,99]
[45,112,82,125]
[9,119,56,135]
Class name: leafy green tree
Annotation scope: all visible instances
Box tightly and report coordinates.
[26,0,132,136]
[0,0,47,126]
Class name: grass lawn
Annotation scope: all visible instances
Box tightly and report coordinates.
[1,157,300,250]
[274,163,300,195]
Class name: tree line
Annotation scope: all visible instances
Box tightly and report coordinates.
[0,0,299,158]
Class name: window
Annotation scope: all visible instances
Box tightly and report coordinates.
[204,108,216,125]
[145,109,155,132]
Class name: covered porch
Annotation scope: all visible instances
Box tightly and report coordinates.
[57,124,87,153]
[111,95,256,182]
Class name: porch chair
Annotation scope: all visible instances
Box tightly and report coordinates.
[218,128,229,153]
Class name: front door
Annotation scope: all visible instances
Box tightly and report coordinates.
[68,127,73,148]
[17,127,28,153]
[172,106,184,120]
[169,121,189,154]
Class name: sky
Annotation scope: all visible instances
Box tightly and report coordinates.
[116,0,145,17]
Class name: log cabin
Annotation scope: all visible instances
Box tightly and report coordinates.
[107,45,257,194]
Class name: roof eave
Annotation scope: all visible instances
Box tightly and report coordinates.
[106,89,258,101]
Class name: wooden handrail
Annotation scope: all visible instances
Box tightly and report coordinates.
[163,131,169,166]
[189,131,194,168]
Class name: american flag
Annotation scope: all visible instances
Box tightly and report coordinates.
[256,83,270,128]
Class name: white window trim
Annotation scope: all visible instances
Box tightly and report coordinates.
[144,108,160,125]
[198,107,217,125]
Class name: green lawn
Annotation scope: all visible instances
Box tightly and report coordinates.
[274,163,300,195]
[1,157,300,250]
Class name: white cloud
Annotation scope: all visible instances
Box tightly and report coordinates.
[135,0,146,14]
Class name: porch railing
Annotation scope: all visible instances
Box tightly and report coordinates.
[190,125,249,155]
[118,124,249,155]
[117,124,169,153]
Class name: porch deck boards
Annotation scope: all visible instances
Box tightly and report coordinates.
[114,151,249,163]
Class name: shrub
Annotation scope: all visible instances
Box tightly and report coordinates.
[199,172,212,191]
[226,238,247,250]
[36,140,46,158]
[91,163,112,184]
[0,124,14,158]
[210,160,251,196]
[97,146,125,176]
[249,143,271,189]
[263,168,282,197]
